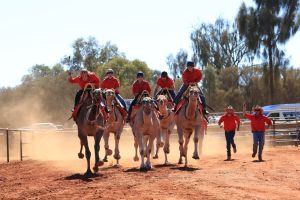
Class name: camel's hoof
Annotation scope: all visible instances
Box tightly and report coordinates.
[84,169,93,177]
[146,164,152,170]
[114,154,121,160]
[192,155,200,160]
[178,159,183,164]
[78,153,84,159]
[93,166,99,173]
[153,155,158,159]
[107,149,113,156]
[140,166,147,172]
[96,161,104,167]
[103,157,108,162]
[133,156,139,162]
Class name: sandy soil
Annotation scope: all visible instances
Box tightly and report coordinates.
[0,128,299,199]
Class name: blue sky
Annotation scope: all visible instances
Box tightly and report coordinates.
[0,0,299,87]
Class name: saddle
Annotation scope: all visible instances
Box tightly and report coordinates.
[174,85,203,115]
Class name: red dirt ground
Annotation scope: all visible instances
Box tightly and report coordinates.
[0,146,299,200]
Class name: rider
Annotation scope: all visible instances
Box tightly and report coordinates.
[154,71,176,101]
[68,68,100,109]
[101,68,127,110]
[126,71,151,123]
[173,61,209,115]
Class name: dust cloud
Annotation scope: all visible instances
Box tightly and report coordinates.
[1,124,256,173]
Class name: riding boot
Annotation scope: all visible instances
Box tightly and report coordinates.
[258,144,264,161]
[252,144,258,158]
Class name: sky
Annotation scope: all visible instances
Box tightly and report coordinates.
[0,0,299,87]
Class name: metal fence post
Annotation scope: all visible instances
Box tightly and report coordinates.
[6,128,9,163]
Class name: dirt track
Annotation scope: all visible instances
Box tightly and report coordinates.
[0,146,299,200]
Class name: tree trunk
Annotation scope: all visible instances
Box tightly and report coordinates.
[268,43,274,104]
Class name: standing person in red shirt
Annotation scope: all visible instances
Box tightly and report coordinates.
[68,68,100,108]
[154,71,176,100]
[101,69,127,110]
[126,71,151,122]
[243,103,272,161]
[173,61,208,114]
[218,105,241,161]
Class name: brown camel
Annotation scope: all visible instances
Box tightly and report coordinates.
[153,94,175,164]
[102,89,125,165]
[174,86,203,167]
[132,97,160,171]
[76,84,105,176]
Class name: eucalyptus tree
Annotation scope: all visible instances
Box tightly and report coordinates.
[191,18,249,70]
[237,0,300,103]
[166,49,188,80]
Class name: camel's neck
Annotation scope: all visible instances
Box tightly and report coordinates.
[186,99,197,119]
[88,104,98,121]
[143,109,153,125]
[107,98,116,122]
[159,105,168,116]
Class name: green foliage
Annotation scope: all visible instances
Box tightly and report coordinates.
[191,18,249,69]
[237,0,300,103]
[166,49,188,80]
[61,36,124,73]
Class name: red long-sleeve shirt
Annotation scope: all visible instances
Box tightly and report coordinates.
[68,72,100,89]
[101,76,120,90]
[182,68,202,85]
[156,77,174,89]
[218,114,241,131]
[132,80,151,96]
[244,113,272,132]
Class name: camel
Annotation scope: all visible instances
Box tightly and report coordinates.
[132,97,160,170]
[128,90,151,162]
[153,94,175,164]
[174,86,204,167]
[102,89,125,165]
[76,84,105,176]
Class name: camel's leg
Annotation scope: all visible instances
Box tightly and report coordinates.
[192,127,200,160]
[93,131,104,172]
[137,133,146,170]
[78,141,84,159]
[103,131,112,162]
[177,126,184,164]
[133,136,139,161]
[163,129,171,164]
[199,130,205,156]
[184,131,192,167]
[81,136,92,176]
[146,135,155,170]
[153,130,161,159]
[114,132,121,164]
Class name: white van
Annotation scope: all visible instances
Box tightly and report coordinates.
[266,110,300,120]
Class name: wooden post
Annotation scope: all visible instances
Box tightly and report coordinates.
[6,128,9,163]
[20,131,23,161]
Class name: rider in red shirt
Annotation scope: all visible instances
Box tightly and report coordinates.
[68,68,100,108]
[154,71,176,100]
[101,69,127,110]
[243,104,272,161]
[126,71,151,122]
[218,106,241,160]
[173,61,208,115]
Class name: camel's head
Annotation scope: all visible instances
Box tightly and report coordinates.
[142,97,154,114]
[156,95,168,107]
[105,89,115,99]
[189,86,200,101]
[92,88,102,104]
